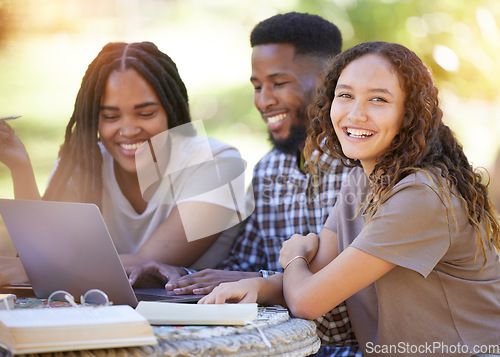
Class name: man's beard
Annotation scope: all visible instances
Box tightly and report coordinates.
[268,103,310,154]
[269,124,308,155]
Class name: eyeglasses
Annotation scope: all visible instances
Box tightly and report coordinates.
[46,289,111,308]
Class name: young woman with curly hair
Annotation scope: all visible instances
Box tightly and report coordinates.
[201,42,500,357]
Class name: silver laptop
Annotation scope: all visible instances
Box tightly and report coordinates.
[0,198,202,307]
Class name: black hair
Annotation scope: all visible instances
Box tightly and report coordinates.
[250,12,342,58]
[43,41,191,206]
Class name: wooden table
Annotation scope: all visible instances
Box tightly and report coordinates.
[1,287,321,357]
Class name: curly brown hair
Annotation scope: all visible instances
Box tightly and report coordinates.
[305,41,499,262]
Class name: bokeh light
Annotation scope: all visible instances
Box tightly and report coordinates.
[0,0,499,201]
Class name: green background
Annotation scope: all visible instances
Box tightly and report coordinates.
[0,0,499,198]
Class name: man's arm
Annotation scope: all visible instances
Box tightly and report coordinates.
[128,160,275,294]
[128,198,271,294]
[165,212,269,295]
[166,269,261,295]
[126,260,261,291]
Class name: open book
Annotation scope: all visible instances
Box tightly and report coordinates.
[136,301,258,325]
[0,295,15,310]
[0,305,157,354]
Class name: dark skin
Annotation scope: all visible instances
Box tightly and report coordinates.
[128,264,259,294]
[128,260,186,288]
[128,43,324,295]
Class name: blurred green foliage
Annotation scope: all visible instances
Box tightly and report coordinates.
[0,0,498,198]
[294,0,499,100]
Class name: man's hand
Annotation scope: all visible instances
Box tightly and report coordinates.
[126,261,187,288]
[166,269,261,295]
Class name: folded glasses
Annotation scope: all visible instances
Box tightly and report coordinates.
[46,289,111,308]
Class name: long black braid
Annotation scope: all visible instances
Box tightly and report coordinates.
[43,42,192,207]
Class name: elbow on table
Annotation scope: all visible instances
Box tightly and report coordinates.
[285,296,322,321]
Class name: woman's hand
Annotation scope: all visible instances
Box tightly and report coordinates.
[0,121,40,199]
[165,269,261,296]
[0,121,30,171]
[198,278,261,304]
[126,260,186,288]
[279,233,319,269]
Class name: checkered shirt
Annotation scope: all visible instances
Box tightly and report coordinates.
[217,148,361,354]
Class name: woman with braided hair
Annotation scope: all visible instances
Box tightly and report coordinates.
[200,42,500,356]
[0,42,242,286]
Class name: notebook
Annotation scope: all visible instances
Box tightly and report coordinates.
[0,198,203,307]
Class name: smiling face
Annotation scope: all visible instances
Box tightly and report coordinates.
[98,69,169,175]
[251,43,321,153]
[330,54,406,175]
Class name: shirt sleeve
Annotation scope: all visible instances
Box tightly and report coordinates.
[216,211,268,271]
[324,204,338,233]
[350,182,451,277]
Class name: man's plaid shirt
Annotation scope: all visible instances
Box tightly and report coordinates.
[217,148,362,356]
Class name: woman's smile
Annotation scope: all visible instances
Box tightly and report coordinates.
[330,54,406,175]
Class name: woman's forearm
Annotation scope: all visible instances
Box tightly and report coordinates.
[282,258,317,318]
[256,274,286,306]
[10,162,41,200]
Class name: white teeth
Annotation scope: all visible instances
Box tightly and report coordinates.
[267,113,286,124]
[347,128,374,138]
[120,142,145,150]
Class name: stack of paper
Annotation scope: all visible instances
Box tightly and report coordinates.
[136,302,258,325]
